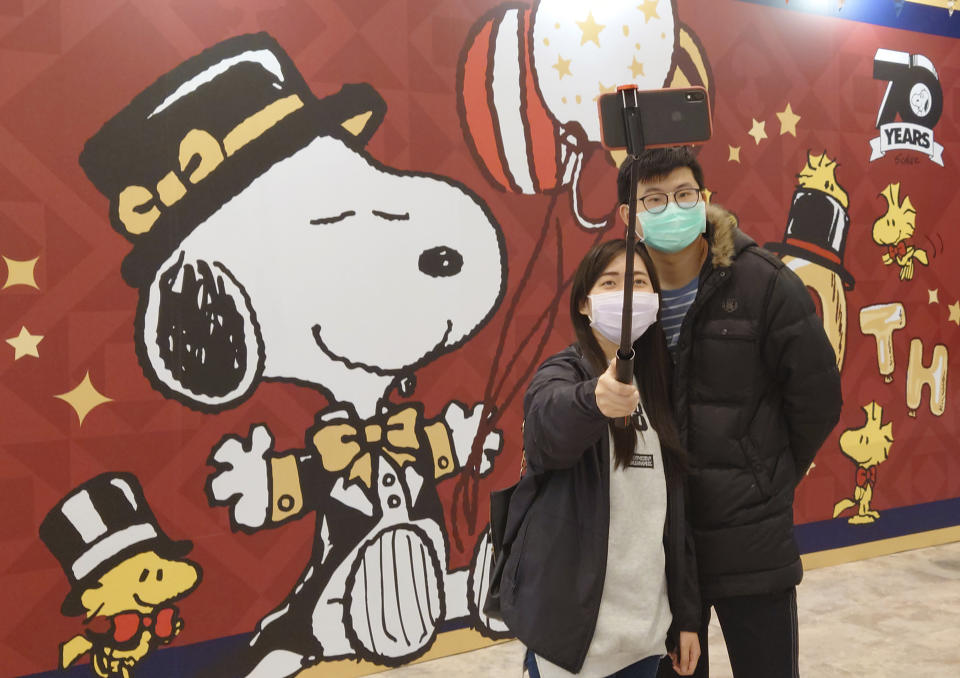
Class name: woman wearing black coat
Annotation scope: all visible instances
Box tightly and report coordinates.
[499,240,700,678]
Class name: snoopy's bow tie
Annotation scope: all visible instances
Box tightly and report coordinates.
[312,406,423,487]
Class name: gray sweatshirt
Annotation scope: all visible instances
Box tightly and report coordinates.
[535,402,672,677]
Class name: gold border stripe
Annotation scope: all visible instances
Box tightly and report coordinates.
[223,94,304,157]
[296,628,510,677]
[801,526,960,570]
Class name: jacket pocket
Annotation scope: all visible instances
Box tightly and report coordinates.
[506,517,532,594]
[694,320,758,401]
[739,435,773,499]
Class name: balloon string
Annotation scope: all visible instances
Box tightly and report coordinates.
[450,219,606,550]
[451,219,567,549]
[567,149,607,230]
[448,190,561,552]
[449,136,608,548]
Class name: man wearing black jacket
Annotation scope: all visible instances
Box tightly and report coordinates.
[617,148,843,678]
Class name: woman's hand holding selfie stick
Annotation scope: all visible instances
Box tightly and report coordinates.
[596,361,640,419]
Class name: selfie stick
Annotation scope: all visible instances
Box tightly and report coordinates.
[615,85,645,428]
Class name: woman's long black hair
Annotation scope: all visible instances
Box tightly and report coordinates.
[569,239,686,479]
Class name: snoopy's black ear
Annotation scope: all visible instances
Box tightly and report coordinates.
[135,252,264,412]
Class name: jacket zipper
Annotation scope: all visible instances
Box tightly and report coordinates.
[674,266,730,441]
[575,437,611,671]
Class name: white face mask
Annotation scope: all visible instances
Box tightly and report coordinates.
[588,291,659,344]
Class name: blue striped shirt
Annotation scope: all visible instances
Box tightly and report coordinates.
[661,277,698,348]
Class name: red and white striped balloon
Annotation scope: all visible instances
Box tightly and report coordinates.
[459,4,605,228]
[459,4,565,196]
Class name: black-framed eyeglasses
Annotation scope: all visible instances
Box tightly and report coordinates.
[638,189,701,214]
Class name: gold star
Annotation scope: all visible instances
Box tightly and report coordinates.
[6,326,43,360]
[748,118,767,145]
[638,0,660,23]
[553,54,572,79]
[777,103,801,137]
[55,371,113,426]
[594,81,617,102]
[2,256,39,290]
[628,56,645,79]
[576,11,605,47]
[729,145,741,163]
[949,301,960,327]
[702,188,714,205]
[929,289,939,304]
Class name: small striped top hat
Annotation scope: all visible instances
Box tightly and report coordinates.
[39,472,193,616]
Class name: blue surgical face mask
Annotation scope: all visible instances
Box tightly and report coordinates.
[638,202,707,254]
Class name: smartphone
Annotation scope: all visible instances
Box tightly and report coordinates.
[597,86,712,150]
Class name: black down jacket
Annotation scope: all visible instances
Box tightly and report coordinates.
[672,205,842,600]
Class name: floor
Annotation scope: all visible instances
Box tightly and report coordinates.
[379,541,960,677]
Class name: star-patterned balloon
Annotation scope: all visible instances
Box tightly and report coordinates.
[532,0,676,143]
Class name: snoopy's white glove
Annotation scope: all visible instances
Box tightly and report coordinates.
[208,424,273,530]
[442,402,502,476]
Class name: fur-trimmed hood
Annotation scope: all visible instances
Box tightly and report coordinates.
[706,204,753,269]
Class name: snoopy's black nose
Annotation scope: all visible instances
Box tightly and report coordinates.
[419,246,463,277]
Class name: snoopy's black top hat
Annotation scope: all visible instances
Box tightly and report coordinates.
[79,32,386,288]
[765,187,855,290]
[39,472,193,616]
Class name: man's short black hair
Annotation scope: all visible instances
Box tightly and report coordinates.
[616,147,705,205]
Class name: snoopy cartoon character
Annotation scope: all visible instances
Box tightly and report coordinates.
[79,33,507,676]
[39,473,201,678]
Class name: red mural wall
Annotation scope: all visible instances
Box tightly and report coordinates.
[0,1,957,676]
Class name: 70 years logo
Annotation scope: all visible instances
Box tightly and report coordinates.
[870,49,944,166]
